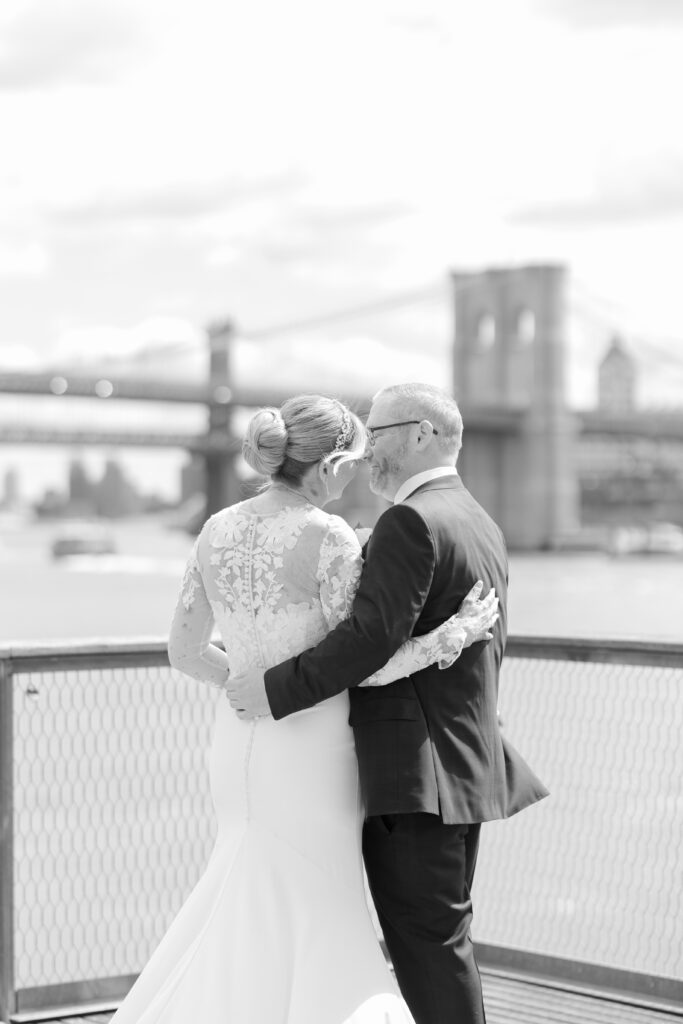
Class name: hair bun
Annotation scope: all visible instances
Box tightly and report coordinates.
[242,408,288,476]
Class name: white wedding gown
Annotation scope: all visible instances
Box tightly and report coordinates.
[110,501,466,1024]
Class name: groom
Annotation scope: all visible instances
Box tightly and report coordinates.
[227,382,548,1024]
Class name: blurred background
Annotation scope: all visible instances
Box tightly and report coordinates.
[2,6,682,1019]
[1,0,682,644]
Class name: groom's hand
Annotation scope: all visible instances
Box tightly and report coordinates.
[226,668,272,720]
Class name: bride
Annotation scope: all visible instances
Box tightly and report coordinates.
[110,394,498,1024]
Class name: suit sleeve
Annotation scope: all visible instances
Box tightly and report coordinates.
[264,502,436,719]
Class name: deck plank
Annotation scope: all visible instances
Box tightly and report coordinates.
[35,971,683,1024]
[481,972,682,1024]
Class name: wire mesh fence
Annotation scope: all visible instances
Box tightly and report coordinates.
[474,650,683,978]
[3,647,218,1011]
[1,637,682,1018]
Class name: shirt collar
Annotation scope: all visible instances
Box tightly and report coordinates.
[393,466,459,505]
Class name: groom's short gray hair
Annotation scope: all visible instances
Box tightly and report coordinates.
[374,383,463,458]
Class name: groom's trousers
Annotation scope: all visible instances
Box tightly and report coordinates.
[363,812,486,1024]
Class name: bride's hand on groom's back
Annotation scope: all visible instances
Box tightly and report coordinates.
[454,581,499,647]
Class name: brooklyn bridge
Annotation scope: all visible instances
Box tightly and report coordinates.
[1,264,682,548]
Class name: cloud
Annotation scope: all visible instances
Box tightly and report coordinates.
[509,161,683,226]
[232,332,446,397]
[0,239,49,276]
[48,172,305,228]
[45,314,449,401]
[0,344,42,369]
[294,202,414,233]
[0,0,145,91]
[53,316,204,369]
[239,202,414,271]
[387,13,444,35]
[199,200,415,287]
[529,0,683,30]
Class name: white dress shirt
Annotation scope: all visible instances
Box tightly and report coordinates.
[393,466,459,505]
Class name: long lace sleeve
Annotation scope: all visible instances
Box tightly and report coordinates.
[360,616,468,686]
[318,518,364,630]
[317,517,468,688]
[168,535,230,689]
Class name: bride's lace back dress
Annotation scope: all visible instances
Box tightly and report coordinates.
[110,500,415,1024]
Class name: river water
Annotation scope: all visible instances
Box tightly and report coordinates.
[1,514,681,643]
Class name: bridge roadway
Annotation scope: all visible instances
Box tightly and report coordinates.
[3,370,683,433]
[0,424,243,452]
[0,370,319,408]
[0,370,527,451]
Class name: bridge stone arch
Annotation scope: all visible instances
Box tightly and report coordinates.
[452,264,579,549]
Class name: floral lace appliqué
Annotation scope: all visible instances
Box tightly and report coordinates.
[318,520,363,629]
[180,539,202,611]
[169,504,471,692]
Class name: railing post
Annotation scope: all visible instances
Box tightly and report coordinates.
[0,657,15,1023]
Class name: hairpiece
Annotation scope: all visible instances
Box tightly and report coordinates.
[333,408,353,452]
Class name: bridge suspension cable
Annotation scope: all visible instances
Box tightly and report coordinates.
[570,277,683,376]
[88,281,453,357]
[241,282,450,340]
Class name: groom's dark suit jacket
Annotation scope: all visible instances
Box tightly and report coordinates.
[265,476,548,824]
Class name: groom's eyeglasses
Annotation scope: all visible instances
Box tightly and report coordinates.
[365,420,439,446]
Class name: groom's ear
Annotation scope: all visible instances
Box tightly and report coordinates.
[416,420,435,447]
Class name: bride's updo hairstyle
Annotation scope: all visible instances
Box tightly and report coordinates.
[242,395,366,485]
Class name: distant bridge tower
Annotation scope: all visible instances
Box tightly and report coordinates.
[452,264,579,549]
[598,335,636,413]
[206,320,242,516]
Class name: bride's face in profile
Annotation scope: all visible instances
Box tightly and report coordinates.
[322,457,360,504]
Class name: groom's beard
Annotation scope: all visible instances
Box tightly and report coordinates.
[368,443,407,499]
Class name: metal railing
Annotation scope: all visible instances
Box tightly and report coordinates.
[1,636,682,1021]
[475,636,683,1010]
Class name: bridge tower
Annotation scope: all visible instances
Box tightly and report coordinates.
[205,320,242,517]
[452,264,579,549]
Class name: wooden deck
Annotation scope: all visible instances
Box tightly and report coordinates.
[30,970,683,1024]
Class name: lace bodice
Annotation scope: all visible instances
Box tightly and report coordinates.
[168,501,467,693]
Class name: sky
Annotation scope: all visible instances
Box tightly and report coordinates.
[1,0,683,499]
